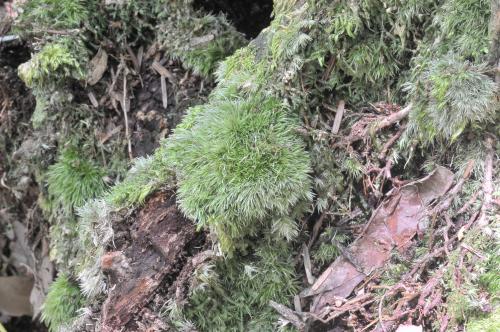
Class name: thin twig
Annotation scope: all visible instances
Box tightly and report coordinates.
[121,64,133,160]
[477,135,495,228]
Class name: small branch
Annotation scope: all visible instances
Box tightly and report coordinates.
[121,63,133,161]
[341,104,412,146]
[331,100,345,135]
[477,135,495,228]
[378,125,405,160]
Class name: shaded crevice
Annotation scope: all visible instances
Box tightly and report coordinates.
[193,0,273,39]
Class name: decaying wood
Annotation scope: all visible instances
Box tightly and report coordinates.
[100,191,197,332]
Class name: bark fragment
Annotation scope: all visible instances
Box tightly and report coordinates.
[100,191,196,332]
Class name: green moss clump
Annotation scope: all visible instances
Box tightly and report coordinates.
[18,38,87,89]
[41,274,85,332]
[46,148,107,211]
[405,56,497,142]
[107,153,174,207]
[167,97,312,252]
[16,0,92,32]
[185,241,299,331]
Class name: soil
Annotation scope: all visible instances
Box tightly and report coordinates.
[0,42,48,332]
[193,0,273,38]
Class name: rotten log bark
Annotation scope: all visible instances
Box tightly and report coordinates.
[100,191,197,332]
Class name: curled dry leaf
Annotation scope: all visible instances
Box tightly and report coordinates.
[307,166,454,317]
[87,48,108,86]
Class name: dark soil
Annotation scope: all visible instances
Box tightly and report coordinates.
[130,56,213,157]
[0,43,47,332]
[194,0,273,38]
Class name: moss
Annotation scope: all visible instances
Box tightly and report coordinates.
[41,274,85,332]
[16,0,92,32]
[107,149,175,207]
[157,1,246,76]
[404,56,497,143]
[167,96,312,252]
[18,38,87,89]
[466,307,500,332]
[46,148,107,211]
[444,224,499,326]
[184,241,299,331]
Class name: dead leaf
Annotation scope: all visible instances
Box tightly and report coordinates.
[9,221,53,317]
[0,276,34,316]
[87,48,108,85]
[308,166,453,317]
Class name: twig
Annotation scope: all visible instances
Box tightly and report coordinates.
[457,189,481,215]
[477,135,495,228]
[331,100,345,135]
[432,160,474,215]
[121,64,133,160]
[378,125,405,160]
[307,210,328,249]
[443,215,453,256]
[340,104,412,146]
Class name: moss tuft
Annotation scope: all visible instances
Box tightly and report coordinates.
[167,96,312,252]
[18,38,87,89]
[41,274,85,332]
[184,241,299,331]
[46,148,107,211]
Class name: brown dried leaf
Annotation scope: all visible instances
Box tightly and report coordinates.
[308,166,453,317]
[87,48,108,86]
[0,276,33,317]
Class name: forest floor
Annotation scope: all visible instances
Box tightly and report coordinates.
[0,1,498,332]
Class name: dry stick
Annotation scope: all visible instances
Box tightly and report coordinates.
[477,135,495,228]
[432,160,475,215]
[331,100,345,135]
[122,66,133,160]
[457,189,481,215]
[342,104,412,145]
[378,125,406,160]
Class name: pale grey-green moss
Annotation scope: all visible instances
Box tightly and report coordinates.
[184,241,299,331]
[404,56,497,143]
[156,0,246,76]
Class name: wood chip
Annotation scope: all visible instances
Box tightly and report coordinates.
[331,100,345,134]
[151,60,175,84]
[160,76,168,109]
[88,92,99,108]
[190,34,215,47]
